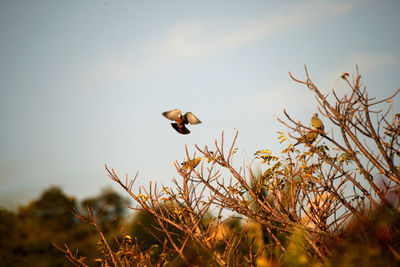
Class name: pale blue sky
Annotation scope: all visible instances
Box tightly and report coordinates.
[1,0,399,208]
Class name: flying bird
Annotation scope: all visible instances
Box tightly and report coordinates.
[162,109,202,134]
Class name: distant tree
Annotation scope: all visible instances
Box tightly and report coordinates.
[0,187,78,266]
[80,187,129,229]
[19,186,77,230]
[0,186,130,266]
[0,208,18,264]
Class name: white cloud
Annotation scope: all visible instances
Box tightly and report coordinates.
[97,1,355,81]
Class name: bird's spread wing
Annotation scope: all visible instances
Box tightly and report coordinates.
[184,112,202,124]
[162,109,181,121]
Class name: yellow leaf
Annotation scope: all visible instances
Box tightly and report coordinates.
[205,235,214,242]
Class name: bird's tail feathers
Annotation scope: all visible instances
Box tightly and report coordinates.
[171,123,190,134]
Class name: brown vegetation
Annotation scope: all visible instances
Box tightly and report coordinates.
[58,67,399,266]
[3,67,398,266]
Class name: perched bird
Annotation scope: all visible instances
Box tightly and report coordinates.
[162,109,202,134]
[295,113,325,146]
[181,157,202,170]
[311,113,325,134]
[341,72,349,80]
[294,131,318,146]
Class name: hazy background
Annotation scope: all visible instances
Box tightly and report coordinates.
[1,0,399,208]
